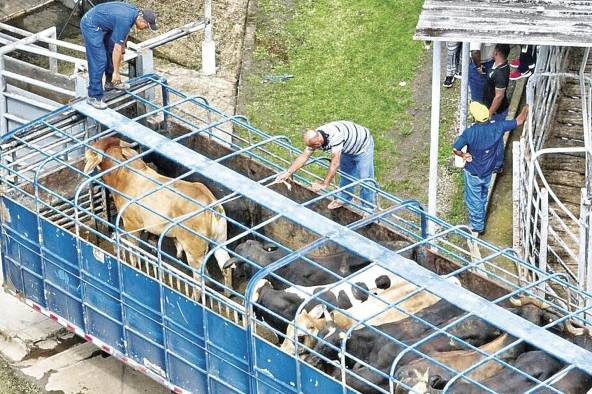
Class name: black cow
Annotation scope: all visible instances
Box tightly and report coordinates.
[441,351,563,393]
[226,239,415,290]
[305,299,465,371]
[309,303,569,394]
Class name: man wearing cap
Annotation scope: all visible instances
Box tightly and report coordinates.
[80,2,158,109]
[453,102,528,235]
[275,120,376,211]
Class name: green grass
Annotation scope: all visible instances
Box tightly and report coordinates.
[246,0,425,188]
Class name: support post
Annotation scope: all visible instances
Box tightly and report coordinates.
[48,26,58,73]
[0,54,7,136]
[201,0,216,75]
[454,41,470,168]
[427,41,441,235]
[539,188,549,296]
[512,141,521,256]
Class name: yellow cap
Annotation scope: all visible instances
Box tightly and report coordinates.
[469,102,490,122]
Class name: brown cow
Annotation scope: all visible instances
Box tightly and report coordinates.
[83,137,231,290]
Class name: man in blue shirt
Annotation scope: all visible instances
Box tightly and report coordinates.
[453,102,528,235]
[80,2,158,109]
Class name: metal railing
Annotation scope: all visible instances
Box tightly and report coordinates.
[1,75,592,393]
[516,46,592,311]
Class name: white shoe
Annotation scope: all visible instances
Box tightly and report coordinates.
[86,97,108,110]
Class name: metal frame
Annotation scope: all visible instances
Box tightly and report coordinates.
[1,75,592,393]
[516,47,592,304]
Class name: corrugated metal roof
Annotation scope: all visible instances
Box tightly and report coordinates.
[415,0,592,47]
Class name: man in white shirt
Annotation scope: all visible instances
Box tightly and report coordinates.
[276,121,376,210]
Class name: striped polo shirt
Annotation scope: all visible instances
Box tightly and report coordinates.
[314,121,372,155]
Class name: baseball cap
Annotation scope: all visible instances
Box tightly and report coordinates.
[469,102,490,123]
[141,9,158,31]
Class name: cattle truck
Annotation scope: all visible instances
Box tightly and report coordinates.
[1,75,592,393]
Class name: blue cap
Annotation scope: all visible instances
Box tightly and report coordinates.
[141,9,158,31]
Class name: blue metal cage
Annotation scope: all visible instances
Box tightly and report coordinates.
[1,74,592,394]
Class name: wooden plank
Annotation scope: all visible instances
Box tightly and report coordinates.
[541,154,586,173]
[544,170,585,188]
[415,0,592,46]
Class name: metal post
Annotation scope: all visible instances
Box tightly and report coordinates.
[539,188,549,296]
[512,141,521,255]
[427,41,441,235]
[201,0,216,75]
[454,41,470,168]
[578,188,588,290]
[48,26,58,73]
[0,54,6,136]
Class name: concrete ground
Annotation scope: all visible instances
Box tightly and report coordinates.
[0,289,170,394]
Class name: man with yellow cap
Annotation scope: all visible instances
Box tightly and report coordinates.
[453,102,528,235]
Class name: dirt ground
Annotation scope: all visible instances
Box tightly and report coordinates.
[132,0,250,80]
[0,356,41,394]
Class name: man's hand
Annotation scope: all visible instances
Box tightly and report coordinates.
[311,182,326,193]
[463,152,473,162]
[275,171,291,183]
[112,71,122,85]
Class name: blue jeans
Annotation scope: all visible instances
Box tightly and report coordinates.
[81,14,115,99]
[464,170,492,232]
[338,137,376,209]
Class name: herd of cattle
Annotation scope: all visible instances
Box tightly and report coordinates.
[84,137,592,393]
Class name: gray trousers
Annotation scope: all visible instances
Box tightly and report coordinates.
[446,42,461,77]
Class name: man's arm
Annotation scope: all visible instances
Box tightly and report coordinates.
[515,105,528,126]
[275,148,314,182]
[311,150,341,192]
[323,151,341,186]
[489,87,506,116]
[111,43,125,84]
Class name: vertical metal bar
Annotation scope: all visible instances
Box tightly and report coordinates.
[539,188,549,296]
[161,80,170,132]
[513,141,521,256]
[454,41,470,168]
[201,0,216,75]
[578,188,588,290]
[48,26,58,73]
[0,54,6,135]
[428,41,441,235]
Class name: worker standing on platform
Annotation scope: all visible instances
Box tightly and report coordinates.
[275,121,377,211]
[453,102,528,236]
[80,2,158,109]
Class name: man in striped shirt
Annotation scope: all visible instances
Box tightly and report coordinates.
[276,121,376,210]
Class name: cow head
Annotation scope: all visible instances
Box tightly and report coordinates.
[303,323,347,368]
[226,240,285,288]
[83,137,139,174]
[280,304,331,356]
[510,296,592,337]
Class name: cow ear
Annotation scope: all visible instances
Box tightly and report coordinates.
[119,140,136,148]
[120,147,138,160]
[83,150,103,174]
[308,304,326,320]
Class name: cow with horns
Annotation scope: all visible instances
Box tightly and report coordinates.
[83,137,232,291]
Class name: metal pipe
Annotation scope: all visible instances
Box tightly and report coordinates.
[428,41,441,235]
